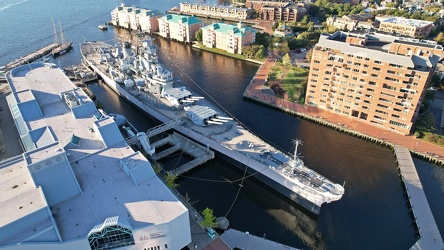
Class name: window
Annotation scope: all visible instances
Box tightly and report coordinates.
[88,225,135,250]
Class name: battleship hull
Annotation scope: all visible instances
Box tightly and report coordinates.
[81,43,342,215]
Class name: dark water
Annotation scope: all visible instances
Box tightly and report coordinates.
[2,0,444,249]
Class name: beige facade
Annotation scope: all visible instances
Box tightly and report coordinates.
[111,4,161,33]
[179,3,253,20]
[326,14,376,31]
[378,17,433,38]
[158,14,203,43]
[305,31,443,135]
[202,23,256,54]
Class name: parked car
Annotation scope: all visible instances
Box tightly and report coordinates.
[206,227,216,238]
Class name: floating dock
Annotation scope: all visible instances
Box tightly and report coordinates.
[394,145,444,250]
[221,229,299,250]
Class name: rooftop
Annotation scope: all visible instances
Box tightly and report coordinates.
[114,4,162,17]
[158,14,202,25]
[202,22,255,36]
[2,63,187,242]
[382,17,433,27]
[317,31,441,68]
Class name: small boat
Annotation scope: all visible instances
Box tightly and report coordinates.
[98,24,108,30]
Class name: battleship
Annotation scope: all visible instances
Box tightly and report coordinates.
[80,37,345,215]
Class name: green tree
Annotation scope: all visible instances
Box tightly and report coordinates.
[200,207,217,228]
[164,173,179,188]
[255,48,267,59]
[435,32,444,43]
[96,100,104,110]
[282,53,292,67]
[415,111,435,131]
[195,29,202,43]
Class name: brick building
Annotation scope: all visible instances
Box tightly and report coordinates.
[305,31,443,135]
[201,22,256,54]
[245,1,308,21]
[157,14,203,43]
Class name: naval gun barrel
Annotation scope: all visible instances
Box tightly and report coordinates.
[215,116,233,120]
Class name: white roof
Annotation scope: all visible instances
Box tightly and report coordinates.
[3,63,187,241]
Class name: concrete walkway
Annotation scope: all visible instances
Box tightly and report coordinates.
[221,229,298,250]
[244,51,444,162]
[394,145,444,250]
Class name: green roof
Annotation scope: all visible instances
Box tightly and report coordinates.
[202,22,255,37]
[158,14,202,25]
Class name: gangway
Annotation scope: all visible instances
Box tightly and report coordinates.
[125,118,183,145]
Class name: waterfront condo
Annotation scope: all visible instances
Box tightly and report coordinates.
[305,31,443,135]
[111,4,162,33]
[158,14,202,43]
[201,22,256,54]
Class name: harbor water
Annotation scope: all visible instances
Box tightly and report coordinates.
[1,0,444,249]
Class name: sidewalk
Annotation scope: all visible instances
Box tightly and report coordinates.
[244,53,444,163]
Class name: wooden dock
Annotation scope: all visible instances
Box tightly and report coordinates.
[221,229,299,250]
[2,43,59,72]
[394,145,444,250]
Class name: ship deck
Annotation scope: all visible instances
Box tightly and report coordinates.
[82,42,341,210]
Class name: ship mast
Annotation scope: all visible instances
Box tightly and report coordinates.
[292,139,303,162]
[51,17,60,45]
[58,19,66,45]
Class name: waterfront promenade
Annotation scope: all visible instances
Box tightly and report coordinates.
[394,145,444,249]
[244,52,444,163]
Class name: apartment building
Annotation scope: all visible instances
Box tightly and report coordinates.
[245,1,308,21]
[111,4,162,33]
[180,2,253,20]
[326,13,376,31]
[378,17,434,38]
[305,31,443,135]
[201,22,256,54]
[260,3,307,22]
[157,14,203,43]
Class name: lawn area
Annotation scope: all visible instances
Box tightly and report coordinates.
[415,130,444,147]
[281,67,309,103]
[266,65,308,103]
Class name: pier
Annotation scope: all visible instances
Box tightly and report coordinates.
[394,145,444,250]
[1,43,58,72]
[221,229,299,250]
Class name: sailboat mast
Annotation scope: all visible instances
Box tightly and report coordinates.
[51,17,60,45]
[58,19,65,45]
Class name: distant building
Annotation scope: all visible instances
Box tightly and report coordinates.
[306,31,443,135]
[201,22,256,54]
[326,13,377,31]
[111,4,162,33]
[245,1,309,22]
[1,63,191,249]
[245,0,289,10]
[273,24,294,37]
[158,14,203,43]
[377,16,434,38]
[179,2,253,20]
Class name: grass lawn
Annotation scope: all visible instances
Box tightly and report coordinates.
[279,66,309,103]
[195,44,265,62]
[415,130,444,147]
